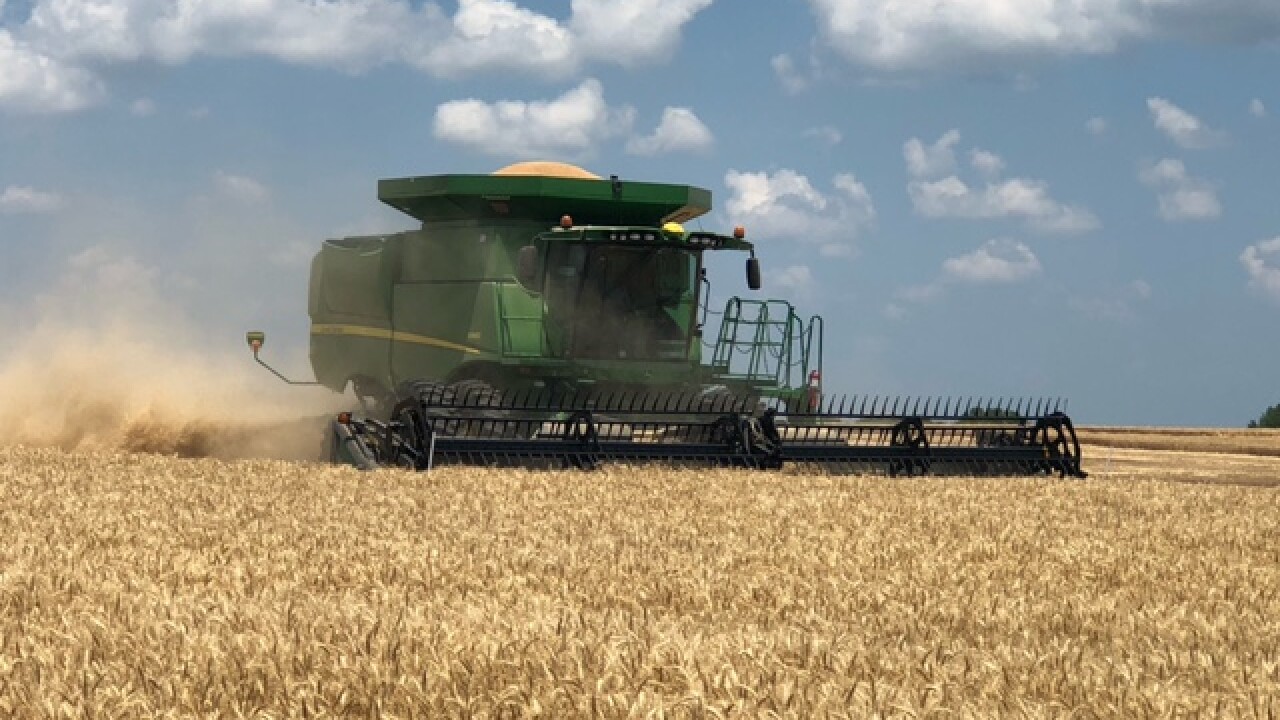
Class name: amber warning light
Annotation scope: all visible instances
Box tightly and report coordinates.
[734,226,746,239]
[243,330,320,386]
[246,331,265,356]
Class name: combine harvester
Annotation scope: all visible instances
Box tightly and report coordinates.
[248,162,1084,477]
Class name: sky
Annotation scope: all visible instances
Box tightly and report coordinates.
[1,0,1279,427]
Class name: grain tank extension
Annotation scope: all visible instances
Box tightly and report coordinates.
[248,162,1085,476]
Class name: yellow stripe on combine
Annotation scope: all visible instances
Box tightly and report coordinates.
[311,324,485,355]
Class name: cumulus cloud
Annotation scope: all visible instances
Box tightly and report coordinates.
[1086,116,1108,135]
[1240,237,1280,301]
[1251,98,1267,118]
[723,169,875,257]
[904,130,961,179]
[969,149,1004,177]
[1138,158,1221,221]
[570,0,713,67]
[625,107,713,156]
[417,0,573,77]
[888,237,1042,317]
[909,176,1099,233]
[0,29,101,112]
[942,238,1042,283]
[1147,97,1225,149]
[1,0,712,112]
[25,0,434,67]
[905,131,1098,234]
[433,78,633,159]
[806,0,1280,72]
[0,185,63,213]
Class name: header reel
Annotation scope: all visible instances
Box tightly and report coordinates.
[326,386,1086,478]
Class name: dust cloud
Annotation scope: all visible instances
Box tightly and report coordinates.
[0,247,344,462]
[0,324,343,461]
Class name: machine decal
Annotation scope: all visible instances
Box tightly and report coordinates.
[311,323,486,356]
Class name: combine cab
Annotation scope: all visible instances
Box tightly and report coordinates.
[249,162,1084,477]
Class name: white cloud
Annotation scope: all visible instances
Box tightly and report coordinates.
[417,0,573,77]
[1241,237,1280,301]
[891,237,1042,316]
[0,29,101,112]
[807,0,1280,72]
[770,265,816,302]
[1086,116,1108,135]
[942,238,1042,284]
[723,169,875,258]
[772,53,809,93]
[970,149,1004,177]
[904,130,1097,234]
[1251,98,1267,118]
[0,185,63,213]
[570,0,713,67]
[904,129,960,178]
[804,125,843,146]
[26,0,435,67]
[1138,158,1221,221]
[1147,97,1225,149]
[2,0,713,112]
[129,97,155,116]
[625,107,713,156]
[213,171,269,203]
[909,176,1099,233]
[433,78,633,159]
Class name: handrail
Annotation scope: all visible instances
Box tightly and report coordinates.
[805,315,824,388]
[708,298,821,392]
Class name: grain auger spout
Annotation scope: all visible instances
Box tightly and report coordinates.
[247,161,1085,477]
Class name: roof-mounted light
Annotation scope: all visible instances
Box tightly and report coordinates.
[560,214,574,229]
[733,226,746,239]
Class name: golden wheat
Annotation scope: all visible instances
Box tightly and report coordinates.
[1081,427,1280,488]
[1079,427,1280,459]
[1,445,1278,718]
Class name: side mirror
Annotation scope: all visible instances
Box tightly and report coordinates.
[516,245,541,290]
[746,256,762,291]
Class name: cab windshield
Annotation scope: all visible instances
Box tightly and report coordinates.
[542,243,697,361]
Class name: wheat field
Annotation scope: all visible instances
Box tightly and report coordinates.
[2,435,1278,719]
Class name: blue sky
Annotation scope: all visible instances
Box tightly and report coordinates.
[1,0,1278,427]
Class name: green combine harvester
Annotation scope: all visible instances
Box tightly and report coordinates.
[248,162,1084,477]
